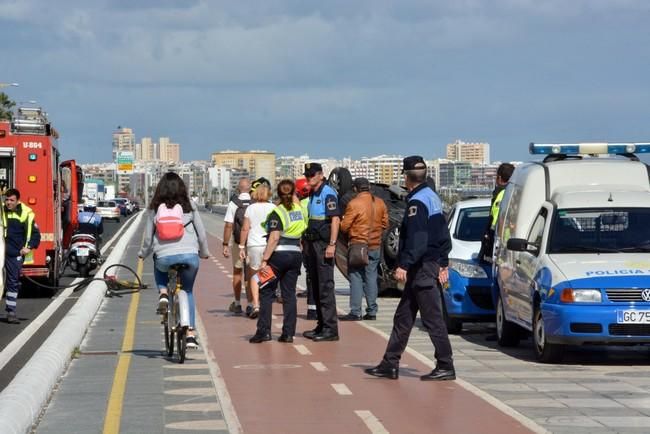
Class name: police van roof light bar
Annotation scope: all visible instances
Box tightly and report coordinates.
[530,142,650,156]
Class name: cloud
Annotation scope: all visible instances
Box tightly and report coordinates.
[1,0,650,163]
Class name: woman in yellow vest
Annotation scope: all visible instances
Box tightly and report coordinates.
[249,180,307,343]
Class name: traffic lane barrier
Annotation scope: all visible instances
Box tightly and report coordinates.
[0,211,144,434]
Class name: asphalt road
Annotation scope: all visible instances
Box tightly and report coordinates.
[0,214,138,392]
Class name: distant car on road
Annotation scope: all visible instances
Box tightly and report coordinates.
[113,198,130,216]
[443,197,494,333]
[96,200,121,222]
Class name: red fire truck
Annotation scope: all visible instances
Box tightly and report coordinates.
[0,107,81,292]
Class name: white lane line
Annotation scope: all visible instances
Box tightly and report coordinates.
[310,362,328,372]
[0,217,133,372]
[293,345,312,356]
[271,314,278,319]
[355,410,389,434]
[331,383,353,396]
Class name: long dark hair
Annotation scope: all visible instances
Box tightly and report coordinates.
[149,172,192,213]
[277,179,295,210]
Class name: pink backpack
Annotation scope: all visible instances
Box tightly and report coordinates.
[155,203,186,241]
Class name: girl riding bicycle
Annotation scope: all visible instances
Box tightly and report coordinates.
[138,172,211,349]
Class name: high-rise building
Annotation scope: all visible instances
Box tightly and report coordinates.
[112,127,135,193]
[159,137,170,161]
[140,137,155,161]
[167,143,180,163]
[361,155,403,185]
[446,140,490,165]
[112,127,135,162]
[211,150,276,185]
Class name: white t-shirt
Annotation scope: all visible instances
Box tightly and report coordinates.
[224,193,251,223]
[244,202,276,247]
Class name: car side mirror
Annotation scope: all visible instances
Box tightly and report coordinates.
[507,238,528,251]
[507,238,539,254]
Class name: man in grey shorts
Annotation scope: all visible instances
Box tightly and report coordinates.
[222,178,251,314]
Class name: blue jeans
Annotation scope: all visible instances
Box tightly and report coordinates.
[348,249,380,316]
[154,253,199,328]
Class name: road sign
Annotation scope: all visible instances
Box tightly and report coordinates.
[116,151,134,175]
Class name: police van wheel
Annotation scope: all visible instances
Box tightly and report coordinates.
[496,295,520,347]
[533,307,564,363]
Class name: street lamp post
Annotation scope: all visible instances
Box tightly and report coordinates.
[0,83,19,88]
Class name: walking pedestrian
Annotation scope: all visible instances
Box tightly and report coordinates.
[339,178,388,321]
[138,172,211,348]
[239,179,275,319]
[222,178,252,314]
[3,188,41,324]
[301,163,341,342]
[365,156,455,381]
[249,180,307,343]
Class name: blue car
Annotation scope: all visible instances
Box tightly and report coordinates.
[442,198,494,333]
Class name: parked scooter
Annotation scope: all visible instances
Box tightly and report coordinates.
[68,232,100,277]
[67,206,103,277]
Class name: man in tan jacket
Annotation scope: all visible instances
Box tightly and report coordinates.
[340,178,388,321]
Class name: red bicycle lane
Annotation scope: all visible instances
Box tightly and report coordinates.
[195,236,535,434]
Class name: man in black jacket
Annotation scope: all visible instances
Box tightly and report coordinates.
[365,156,455,381]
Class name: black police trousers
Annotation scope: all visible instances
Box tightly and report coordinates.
[306,239,338,334]
[382,261,453,370]
[256,251,302,337]
[302,249,316,309]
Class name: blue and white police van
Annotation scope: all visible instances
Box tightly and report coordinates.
[493,143,650,362]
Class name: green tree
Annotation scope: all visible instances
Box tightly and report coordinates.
[0,92,16,121]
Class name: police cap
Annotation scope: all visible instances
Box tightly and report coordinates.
[402,155,427,173]
[353,177,370,192]
[304,162,323,177]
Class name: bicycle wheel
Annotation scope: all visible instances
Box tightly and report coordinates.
[163,318,171,356]
[177,326,187,364]
[166,291,175,357]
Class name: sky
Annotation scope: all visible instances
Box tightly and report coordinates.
[1,0,650,164]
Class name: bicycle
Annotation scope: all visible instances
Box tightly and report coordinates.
[161,264,190,363]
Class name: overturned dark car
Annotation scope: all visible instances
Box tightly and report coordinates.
[327,168,409,293]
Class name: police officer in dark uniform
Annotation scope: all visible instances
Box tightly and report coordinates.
[301,163,341,342]
[365,156,455,381]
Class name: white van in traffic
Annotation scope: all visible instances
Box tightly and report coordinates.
[493,143,650,362]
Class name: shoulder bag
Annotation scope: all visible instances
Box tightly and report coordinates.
[348,196,374,268]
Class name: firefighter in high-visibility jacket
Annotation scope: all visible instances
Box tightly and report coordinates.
[3,189,41,323]
[249,180,307,343]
